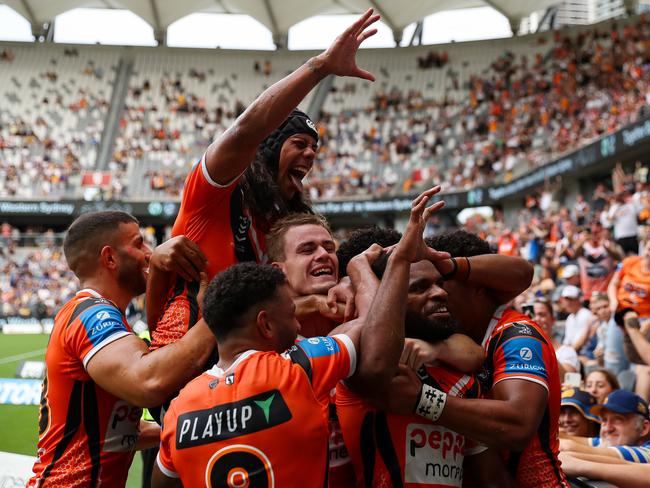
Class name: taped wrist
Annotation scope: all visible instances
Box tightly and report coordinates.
[414,384,447,422]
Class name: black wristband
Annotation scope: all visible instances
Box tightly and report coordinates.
[412,382,424,413]
[440,257,458,281]
[625,316,641,330]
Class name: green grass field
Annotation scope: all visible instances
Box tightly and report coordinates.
[0,334,143,487]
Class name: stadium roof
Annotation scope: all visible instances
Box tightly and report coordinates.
[2,0,559,44]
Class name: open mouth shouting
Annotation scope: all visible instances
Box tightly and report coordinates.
[289,167,308,194]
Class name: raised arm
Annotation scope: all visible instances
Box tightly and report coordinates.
[607,268,621,314]
[436,254,534,306]
[346,187,449,396]
[624,312,650,365]
[204,9,380,185]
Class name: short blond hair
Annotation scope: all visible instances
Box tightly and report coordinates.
[267,213,331,262]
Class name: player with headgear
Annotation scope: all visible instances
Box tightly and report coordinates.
[146,8,382,357]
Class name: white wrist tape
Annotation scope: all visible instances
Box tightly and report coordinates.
[414,384,447,422]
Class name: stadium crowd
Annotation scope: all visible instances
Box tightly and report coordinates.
[0,46,113,199]
[9,8,650,488]
[4,14,650,202]
[308,14,650,199]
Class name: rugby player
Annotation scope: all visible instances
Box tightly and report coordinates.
[265,212,357,486]
[336,228,536,487]
[386,230,567,487]
[147,8,382,350]
[264,211,482,487]
[150,188,449,487]
[28,211,215,487]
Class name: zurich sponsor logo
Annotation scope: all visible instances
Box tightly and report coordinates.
[307,338,321,345]
[519,347,533,361]
[305,118,317,132]
[96,310,110,320]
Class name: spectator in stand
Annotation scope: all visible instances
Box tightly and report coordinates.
[609,240,650,319]
[609,185,642,255]
[533,299,580,377]
[574,220,623,300]
[573,195,590,227]
[609,240,650,399]
[559,388,601,438]
[585,368,620,405]
[497,228,519,256]
[560,454,650,488]
[575,295,608,367]
[556,222,579,264]
[588,294,631,376]
[560,390,650,463]
[553,264,581,302]
[561,285,596,352]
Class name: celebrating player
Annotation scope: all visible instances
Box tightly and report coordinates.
[27,212,215,487]
[147,8,382,352]
[150,187,449,487]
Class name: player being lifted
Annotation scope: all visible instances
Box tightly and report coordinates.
[147,8,382,352]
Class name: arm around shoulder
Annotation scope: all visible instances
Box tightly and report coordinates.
[86,319,215,407]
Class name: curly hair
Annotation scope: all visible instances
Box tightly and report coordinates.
[336,227,402,277]
[239,109,318,231]
[202,263,286,342]
[426,230,493,258]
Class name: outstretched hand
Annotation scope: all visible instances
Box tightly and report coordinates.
[320,8,380,81]
[392,186,450,264]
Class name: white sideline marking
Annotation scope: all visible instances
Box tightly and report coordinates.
[0,349,46,365]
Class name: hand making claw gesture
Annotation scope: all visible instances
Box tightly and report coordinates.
[392,186,450,264]
[316,8,380,81]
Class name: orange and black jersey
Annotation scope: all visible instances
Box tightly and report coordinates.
[479,307,568,488]
[151,154,267,351]
[28,289,141,488]
[157,335,356,487]
[336,363,482,488]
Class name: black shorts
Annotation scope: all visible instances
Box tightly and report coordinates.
[616,236,638,255]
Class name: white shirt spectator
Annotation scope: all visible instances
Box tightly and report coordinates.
[608,202,639,239]
[563,307,595,348]
[556,344,581,372]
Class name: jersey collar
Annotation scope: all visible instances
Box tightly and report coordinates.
[206,349,258,378]
[77,288,102,298]
[482,304,508,348]
[76,288,120,310]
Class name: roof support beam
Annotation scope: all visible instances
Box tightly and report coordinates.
[148,0,166,45]
[367,0,401,45]
[262,0,284,48]
[218,0,233,15]
[20,0,47,40]
[482,0,521,35]
[409,21,423,46]
[19,0,36,24]
[624,0,638,15]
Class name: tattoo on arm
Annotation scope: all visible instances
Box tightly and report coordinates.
[307,57,327,82]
